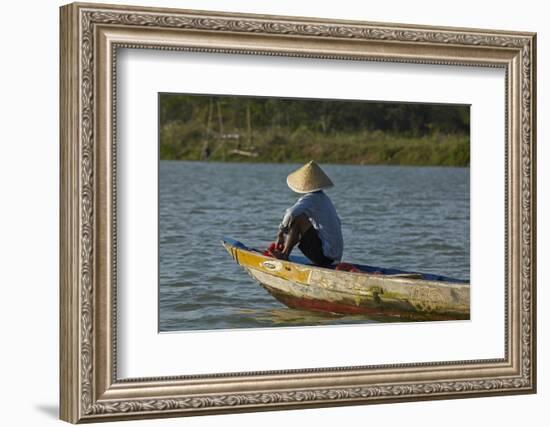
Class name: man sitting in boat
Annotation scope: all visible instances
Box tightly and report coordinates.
[273,161,343,267]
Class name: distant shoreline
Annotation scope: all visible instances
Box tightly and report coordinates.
[160,95,470,167]
[160,131,470,167]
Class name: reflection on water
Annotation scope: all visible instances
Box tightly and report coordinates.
[232,307,377,326]
[159,161,469,332]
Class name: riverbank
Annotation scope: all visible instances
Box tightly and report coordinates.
[160,126,469,167]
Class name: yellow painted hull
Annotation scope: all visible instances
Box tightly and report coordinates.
[223,240,470,321]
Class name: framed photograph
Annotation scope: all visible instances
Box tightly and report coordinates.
[60,2,537,423]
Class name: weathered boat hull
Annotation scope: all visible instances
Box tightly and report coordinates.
[223,238,470,322]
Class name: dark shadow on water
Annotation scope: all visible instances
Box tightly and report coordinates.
[35,403,58,419]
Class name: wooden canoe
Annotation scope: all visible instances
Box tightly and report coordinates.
[222,237,470,322]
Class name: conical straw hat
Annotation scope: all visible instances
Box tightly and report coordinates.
[286,161,334,193]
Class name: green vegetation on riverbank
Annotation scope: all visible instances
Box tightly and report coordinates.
[160,94,470,167]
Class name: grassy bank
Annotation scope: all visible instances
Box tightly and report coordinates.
[160,124,469,167]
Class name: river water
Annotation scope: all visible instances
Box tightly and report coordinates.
[159,161,469,332]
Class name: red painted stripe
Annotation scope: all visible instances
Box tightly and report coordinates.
[262,285,468,322]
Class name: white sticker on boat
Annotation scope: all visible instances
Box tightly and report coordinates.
[261,260,283,271]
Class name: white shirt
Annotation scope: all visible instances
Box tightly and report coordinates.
[279,191,344,262]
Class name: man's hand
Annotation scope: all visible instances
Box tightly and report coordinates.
[271,250,289,261]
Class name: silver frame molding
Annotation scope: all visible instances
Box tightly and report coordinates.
[60,2,537,423]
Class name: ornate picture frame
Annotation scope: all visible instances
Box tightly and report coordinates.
[60,2,536,423]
